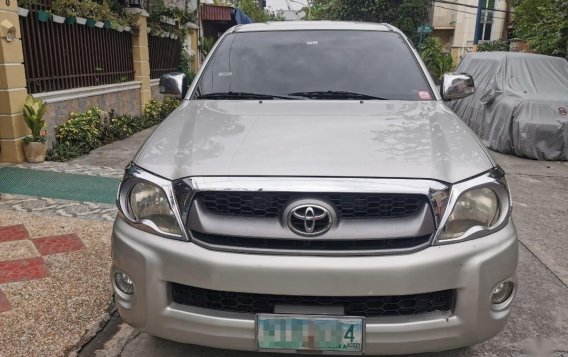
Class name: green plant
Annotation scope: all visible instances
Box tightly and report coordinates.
[178,51,195,89]
[51,0,80,17]
[199,37,217,57]
[143,98,180,126]
[101,113,142,143]
[419,37,453,81]
[304,0,430,43]
[55,107,105,153]
[45,143,85,161]
[514,0,568,57]
[160,97,181,117]
[17,0,39,8]
[478,40,510,52]
[22,95,47,143]
[143,99,164,125]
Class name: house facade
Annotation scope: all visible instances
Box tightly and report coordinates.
[429,0,512,63]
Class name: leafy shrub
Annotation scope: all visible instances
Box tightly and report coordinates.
[45,143,85,162]
[160,97,181,118]
[55,107,104,152]
[101,113,143,143]
[143,97,180,126]
[419,37,453,82]
[143,99,163,126]
[178,51,196,88]
[47,98,180,162]
[477,40,509,52]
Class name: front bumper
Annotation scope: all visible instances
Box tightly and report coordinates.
[111,217,518,355]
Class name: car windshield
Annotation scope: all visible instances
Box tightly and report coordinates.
[192,30,433,101]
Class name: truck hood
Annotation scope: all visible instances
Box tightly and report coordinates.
[134,100,494,183]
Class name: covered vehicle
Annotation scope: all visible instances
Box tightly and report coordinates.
[448,52,568,160]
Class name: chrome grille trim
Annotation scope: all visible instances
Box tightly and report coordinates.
[175,177,450,255]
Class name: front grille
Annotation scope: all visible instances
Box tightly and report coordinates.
[171,283,454,317]
[191,231,431,252]
[198,192,425,219]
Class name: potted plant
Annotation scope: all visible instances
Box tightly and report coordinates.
[37,10,51,22]
[22,95,48,163]
[95,20,104,28]
[52,13,65,24]
[17,0,37,17]
[18,7,30,17]
[76,15,87,25]
[51,0,78,24]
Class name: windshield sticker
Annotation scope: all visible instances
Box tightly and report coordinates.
[306,41,319,45]
[418,91,432,100]
[218,72,232,77]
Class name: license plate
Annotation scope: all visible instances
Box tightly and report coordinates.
[256,314,364,353]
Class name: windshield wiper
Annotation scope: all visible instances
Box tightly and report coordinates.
[288,90,388,100]
[196,91,300,100]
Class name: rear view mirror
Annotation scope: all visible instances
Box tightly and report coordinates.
[159,72,188,99]
[441,73,475,101]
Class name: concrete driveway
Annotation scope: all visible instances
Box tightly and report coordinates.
[82,152,568,357]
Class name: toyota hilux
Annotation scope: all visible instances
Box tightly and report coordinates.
[111,21,518,355]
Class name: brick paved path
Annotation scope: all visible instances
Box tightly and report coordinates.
[0,225,86,312]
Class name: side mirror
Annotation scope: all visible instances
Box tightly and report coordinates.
[159,72,188,99]
[441,73,475,101]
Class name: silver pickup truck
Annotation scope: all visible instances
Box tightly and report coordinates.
[111,21,518,355]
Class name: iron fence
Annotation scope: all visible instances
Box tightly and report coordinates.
[19,6,134,94]
[148,35,181,79]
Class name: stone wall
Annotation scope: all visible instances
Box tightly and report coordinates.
[36,82,141,145]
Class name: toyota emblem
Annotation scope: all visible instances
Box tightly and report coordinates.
[287,204,332,236]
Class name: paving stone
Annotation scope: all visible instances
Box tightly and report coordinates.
[33,234,86,256]
[0,194,117,222]
[0,257,49,284]
[0,289,10,313]
[0,224,29,243]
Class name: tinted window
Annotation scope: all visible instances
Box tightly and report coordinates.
[194,30,433,101]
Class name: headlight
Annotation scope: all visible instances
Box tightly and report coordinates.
[439,188,500,240]
[117,165,187,240]
[128,182,181,236]
[434,167,511,244]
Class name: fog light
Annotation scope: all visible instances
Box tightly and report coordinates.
[491,281,514,304]
[114,272,135,295]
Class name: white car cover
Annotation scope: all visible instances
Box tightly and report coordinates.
[448,52,568,160]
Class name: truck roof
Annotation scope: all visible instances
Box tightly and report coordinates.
[231,21,397,33]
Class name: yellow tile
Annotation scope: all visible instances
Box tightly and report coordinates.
[0,112,29,139]
[0,11,22,38]
[140,89,152,106]
[133,61,150,77]
[0,64,26,89]
[0,1,17,12]
[132,46,149,61]
[0,138,25,162]
[0,39,24,63]
[0,88,27,115]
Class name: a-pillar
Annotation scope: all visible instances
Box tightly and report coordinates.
[0,1,29,162]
